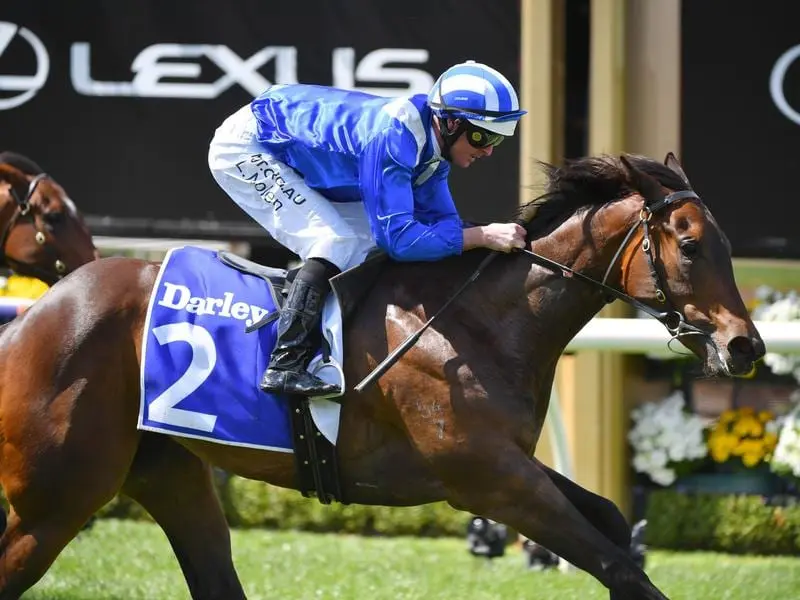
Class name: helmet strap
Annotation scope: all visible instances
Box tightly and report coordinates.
[436,115,467,162]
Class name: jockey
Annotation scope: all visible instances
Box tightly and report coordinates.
[208,60,527,398]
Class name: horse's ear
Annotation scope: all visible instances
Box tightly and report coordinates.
[0,164,29,202]
[664,152,692,188]
[0,163,13,182]
[0,163,22,185]
[619,154,664,206]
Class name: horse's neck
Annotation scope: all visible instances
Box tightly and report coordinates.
[368,198,640,395]
[504,197,641,371]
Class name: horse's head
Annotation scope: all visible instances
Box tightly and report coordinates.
[614,153,764,376]
[0,163,98,285]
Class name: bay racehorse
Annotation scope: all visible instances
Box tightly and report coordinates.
[0,153,763,599]
[0,151,98,284]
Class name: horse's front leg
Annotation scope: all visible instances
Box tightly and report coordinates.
[537,459,635,600]
[433,443,668,600]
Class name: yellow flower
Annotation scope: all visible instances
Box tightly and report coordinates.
[741,452,763,467]
[710,446,731,463]
[732,416,763,438]
[738,438,763,453]
[708,406,779,467]
[709,433,739,463]
[763,432,779,451]
[732,439,765,466]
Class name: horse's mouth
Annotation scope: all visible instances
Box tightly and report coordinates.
[733,362,758,379]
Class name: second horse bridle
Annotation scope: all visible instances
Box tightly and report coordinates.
[0,173,67,283]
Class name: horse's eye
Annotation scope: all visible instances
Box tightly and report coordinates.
[680,239,699,259]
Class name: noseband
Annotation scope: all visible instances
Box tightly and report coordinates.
[1,173,67,283]
[521,188,710,346]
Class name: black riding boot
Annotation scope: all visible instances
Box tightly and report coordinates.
[260,258,342,397]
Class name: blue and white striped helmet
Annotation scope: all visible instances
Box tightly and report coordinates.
[427,60,526,136]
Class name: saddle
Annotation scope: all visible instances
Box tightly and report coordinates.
[218,250,387,323]
[217,252,295,333]
[217,249,388,504]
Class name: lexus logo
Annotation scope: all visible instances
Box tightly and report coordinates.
[770,44,800,127]
[0,22,49,110]
[0,22,433,110]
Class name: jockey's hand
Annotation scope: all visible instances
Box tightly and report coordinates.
[465,223,527,253]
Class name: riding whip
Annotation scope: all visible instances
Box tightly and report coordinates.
[353,249,500,393]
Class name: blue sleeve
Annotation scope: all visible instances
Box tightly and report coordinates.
[412,164,461,226]
[359,125,463,262]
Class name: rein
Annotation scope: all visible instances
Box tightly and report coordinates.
[355,188,713,393]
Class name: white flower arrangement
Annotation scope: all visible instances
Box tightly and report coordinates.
[628,390,708,486]
[751,286,800,383]
[771,396,800,481]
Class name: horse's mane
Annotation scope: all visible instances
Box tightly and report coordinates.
[517,154,691,238]
[0,151,44,176]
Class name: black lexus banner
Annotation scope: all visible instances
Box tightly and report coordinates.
[0,1,521,245]
[682,1,800,259]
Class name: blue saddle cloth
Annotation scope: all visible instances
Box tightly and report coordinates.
[138,245,299,452]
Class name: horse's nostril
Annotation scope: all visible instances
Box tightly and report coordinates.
[727,336,759,364]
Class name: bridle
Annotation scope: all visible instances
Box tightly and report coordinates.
[520,188,712,347]
[1,173,67,283]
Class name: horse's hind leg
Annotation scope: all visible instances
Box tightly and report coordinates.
[0,451,134,598]
[121,434,246,600]
[0,506,100,599]
[0,387,141,598]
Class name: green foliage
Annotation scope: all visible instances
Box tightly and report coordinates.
[646,490,800,555]
[222,476,468,536]
[95,495,153,522]
[0,469,469,538]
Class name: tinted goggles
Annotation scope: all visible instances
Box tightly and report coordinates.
[464,124,505,148]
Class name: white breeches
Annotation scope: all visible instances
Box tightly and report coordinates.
[208,104,377,271]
